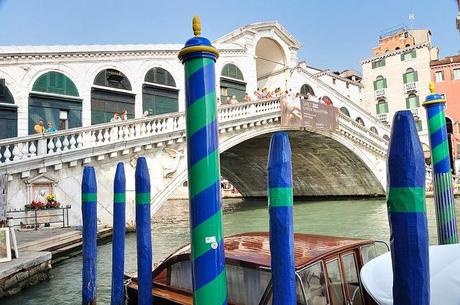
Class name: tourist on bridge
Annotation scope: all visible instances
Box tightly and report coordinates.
[45,122,57,133]
[243,93,252,102]
[33,120,45,134]
[121,110,128,121]
[110,112,121,122]
[229,95,239,104]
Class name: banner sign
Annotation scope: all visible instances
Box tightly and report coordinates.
[281,96,338,131]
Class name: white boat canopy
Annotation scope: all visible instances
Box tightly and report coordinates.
[361,244,460,305]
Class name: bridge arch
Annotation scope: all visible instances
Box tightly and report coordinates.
[143,67,179,116]
[91,68,135,124]
[151,125,385,213]
[255,37,287,90]
[29,71,82,134]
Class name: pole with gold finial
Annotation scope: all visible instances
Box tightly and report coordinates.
[423,82,458,244]
[178,17,227,305]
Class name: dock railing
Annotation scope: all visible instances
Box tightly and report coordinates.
[6,205,71,230]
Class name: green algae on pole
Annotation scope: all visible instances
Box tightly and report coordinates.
[423,82,458,245]
[387,111,429,305]
[82,166,97,305]
[267,132,296,305]
[178,16,227,305]
[135,157,152,305]
[111,163,126,305]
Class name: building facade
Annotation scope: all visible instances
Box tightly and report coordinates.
[431,55,460,160]
[0,21,373,140]
[361,28,439,147]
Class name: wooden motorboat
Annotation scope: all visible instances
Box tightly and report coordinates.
[126,232,387,305]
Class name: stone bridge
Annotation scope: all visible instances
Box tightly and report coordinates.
[0,99,389,226]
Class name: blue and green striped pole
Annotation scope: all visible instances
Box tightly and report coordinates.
[178,16,227,305]
[387,111,429,305]
[111,162,125,305]
[267,132,296,305]
[82,166,97,305]
[135,157,152,305]
[423,82,458,245]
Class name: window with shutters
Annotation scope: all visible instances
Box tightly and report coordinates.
[376,99,389,114]
[372,58,385,69]
[401,49,416,61]
[94,69,132,91]
[406,94,419,109]
[403,68,418,84]
[221,64,244,81]
[453,69,460,80]
[32,71,79,96]
[435,71,444,82]
[300,84,315,96]
[145,67,176,87]
[373,76,387,90]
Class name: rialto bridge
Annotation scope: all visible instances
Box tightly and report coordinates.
[0,21,392,226]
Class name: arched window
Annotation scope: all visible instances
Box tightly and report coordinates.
[220,64,246,103]
[0,79,17,139]
[383,135,390,141]
[370,127,378,135]
[373,76,387,91]
[405,44,411,48]
[355,117,365,126]
[300,84,315,97]
[406,94,419,109]
[91,69,134,124]
[29,71,81,134]
[376,99,388,114]
[339,107,350,117]
[322,96,333,105]
[143,67,178,116]
[395,47,400,50]
[403,68,418,84]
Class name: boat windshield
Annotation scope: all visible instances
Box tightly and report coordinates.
[168,259,271,305]
[297,262,328,305]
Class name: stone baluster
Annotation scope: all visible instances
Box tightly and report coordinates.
[48,138,55,154]
[129,124,135,139]
[69,135,77,150]
[29,141,37,157]
[12,144,21,161]
[103,129,110,143]
[76,133,84,148]
[97,130,104,144]
[3,145,12,163]
[55,137,63,152]
[62,136,70,151]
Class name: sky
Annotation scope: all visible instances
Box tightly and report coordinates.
[0,0,458,72]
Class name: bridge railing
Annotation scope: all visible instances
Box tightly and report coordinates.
[0,98,282,165]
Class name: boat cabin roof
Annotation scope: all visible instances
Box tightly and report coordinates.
[169,232,373,270]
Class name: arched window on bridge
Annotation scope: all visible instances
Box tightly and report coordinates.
[29,71,81,134]
[383,135,390,141]
[300,84,315,97]
[339,107,350,117]
[321,96,332,105]
[220,64,246,103]
[0,79,17,139]
[355,117,365,126]
[370,126,378,135]
[143,67,178,116]
[91,69,134,124]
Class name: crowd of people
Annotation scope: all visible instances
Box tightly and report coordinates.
[110,110,129,122]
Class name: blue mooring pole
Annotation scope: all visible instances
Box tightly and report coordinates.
[387,111,429,305]
[267,132,296,305]
[82,166,97,305]
[111,163,126,305]
[135,157,152,305]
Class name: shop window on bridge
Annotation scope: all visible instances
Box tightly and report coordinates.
[29,71,81,134]
[220,64,246,103]
[300,84,315,97]
[376,99,388,114]
[91,69,134,124]
[406,94,419,109]
[143,67,178,116]
[403,68,418,84]
[340,107,350,117]
[355,117,365,126]
[0,79,18,139]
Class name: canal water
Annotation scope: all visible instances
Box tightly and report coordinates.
[4,197,459,304]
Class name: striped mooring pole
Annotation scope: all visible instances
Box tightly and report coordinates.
[423,82,458,244]
[387,111,430,305]
[111,163,126,305]
[82,166,97,305]
[267,132,296,305]
[135,157,152,305]
[178,16,228,305]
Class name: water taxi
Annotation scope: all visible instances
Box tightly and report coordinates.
[125,232,387,305]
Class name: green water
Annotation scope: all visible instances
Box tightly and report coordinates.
[3,197,458,304]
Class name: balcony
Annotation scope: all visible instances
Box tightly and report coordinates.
[404,82,417,93]
[410,108,419,118]
[374,88,386,98]
[377,113,388,123]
